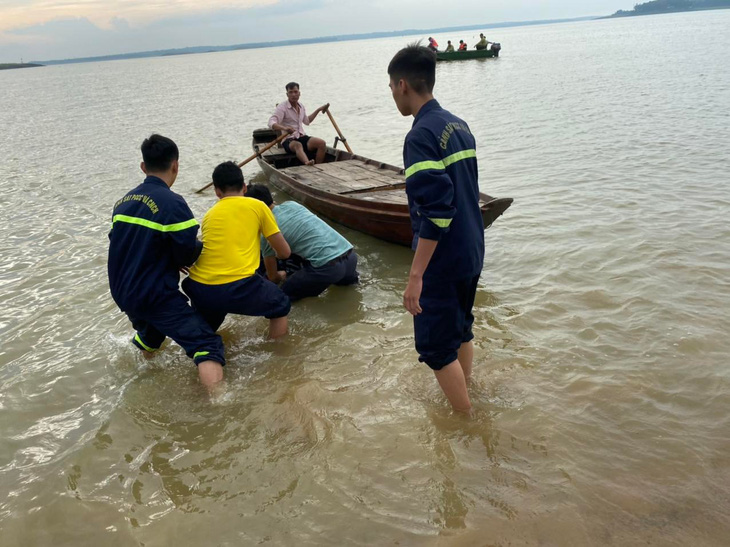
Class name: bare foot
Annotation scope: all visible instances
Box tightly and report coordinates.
[306,159,315,166]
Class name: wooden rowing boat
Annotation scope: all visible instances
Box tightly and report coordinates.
[252,128,512,246]
[437,47,500,61]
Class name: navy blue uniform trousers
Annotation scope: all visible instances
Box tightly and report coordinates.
[413,274,479,370]
[128,291,226,366]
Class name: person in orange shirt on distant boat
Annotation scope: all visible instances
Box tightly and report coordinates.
[427,37,439,51]
[268,82,330,166]
[458,40,467,51]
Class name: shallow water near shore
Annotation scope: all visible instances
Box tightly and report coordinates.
[1,10,730,546]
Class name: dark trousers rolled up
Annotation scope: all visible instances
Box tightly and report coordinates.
[282,250,359,301]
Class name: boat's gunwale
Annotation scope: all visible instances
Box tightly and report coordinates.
[260,157,409,215]
[253,141,409,212]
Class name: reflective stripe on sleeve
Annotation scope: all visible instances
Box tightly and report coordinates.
[405,159,445,179]
[405,149,476,179]
[428,218,453,228]
[112,214,198,232]
[442,148,477,167]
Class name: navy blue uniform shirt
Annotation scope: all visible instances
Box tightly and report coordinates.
[403,99,485,279]
[108,176,203,313]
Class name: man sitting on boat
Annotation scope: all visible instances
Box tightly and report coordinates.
[268,82,330,166]
[427,37,439,52]
[246,184,359,302]
[458,40,467,51]
[475,33,490,50]
[445,40,454,53]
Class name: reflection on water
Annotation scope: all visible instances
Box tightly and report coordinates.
[1,9,730,546]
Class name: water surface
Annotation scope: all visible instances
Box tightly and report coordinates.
[1,10,730,546]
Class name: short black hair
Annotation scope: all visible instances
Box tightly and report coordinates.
[387,43,436,95]
[141,134,178,172]
[285,82,299,91]
[245,184,273,206]
[212,161,244,192]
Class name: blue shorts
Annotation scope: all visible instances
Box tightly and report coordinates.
[126,291,225,366]
[282,249,359,301]
[182,275,291,331]
[413,274,479,370]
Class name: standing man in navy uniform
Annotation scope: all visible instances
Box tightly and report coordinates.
[108,134,226,388]
[388,45,485,413]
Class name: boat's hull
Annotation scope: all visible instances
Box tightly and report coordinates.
[252,130,512,246]
[437,49,497,61]
[257,156,414,245]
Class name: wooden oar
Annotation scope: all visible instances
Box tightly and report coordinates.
[194,132,288,193]
[325,109,353,154]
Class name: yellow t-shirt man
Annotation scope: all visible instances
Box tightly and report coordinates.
[188,196,280,285]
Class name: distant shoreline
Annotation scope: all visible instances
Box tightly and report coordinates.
[607,0,730,18]
[17,6,729,68]
[30,16,596,67]
[0,63,44,70]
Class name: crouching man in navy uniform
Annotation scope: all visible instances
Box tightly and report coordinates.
[388,45,485,413]
[108,134,226,388]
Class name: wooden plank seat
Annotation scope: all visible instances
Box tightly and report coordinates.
[259,144,295,160]
[350,189,408,205]
[281,160,405,196]
[282,165,355,195]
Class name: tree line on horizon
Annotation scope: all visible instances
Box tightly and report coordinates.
[612,0,730,16]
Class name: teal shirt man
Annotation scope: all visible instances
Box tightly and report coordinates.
[260,201,352,266]
[248,187,359,301]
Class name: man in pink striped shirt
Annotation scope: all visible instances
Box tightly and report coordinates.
[268,82,330,165]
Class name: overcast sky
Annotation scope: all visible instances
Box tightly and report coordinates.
[1,0,629,62]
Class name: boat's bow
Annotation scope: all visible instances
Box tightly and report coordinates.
[479,194,513,229]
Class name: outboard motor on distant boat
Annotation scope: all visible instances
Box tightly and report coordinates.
[490,42,501,57]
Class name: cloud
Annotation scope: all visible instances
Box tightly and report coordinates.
[0,0,352,61]
[247,0,329,17]
[0,0,276,32]
[0,16,131,60]
[0,0,628,62]
[109,16,131,32]
[8,17,102,37]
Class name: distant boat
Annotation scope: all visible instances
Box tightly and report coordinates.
[437,44,501,61]
[252,129,513,246]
